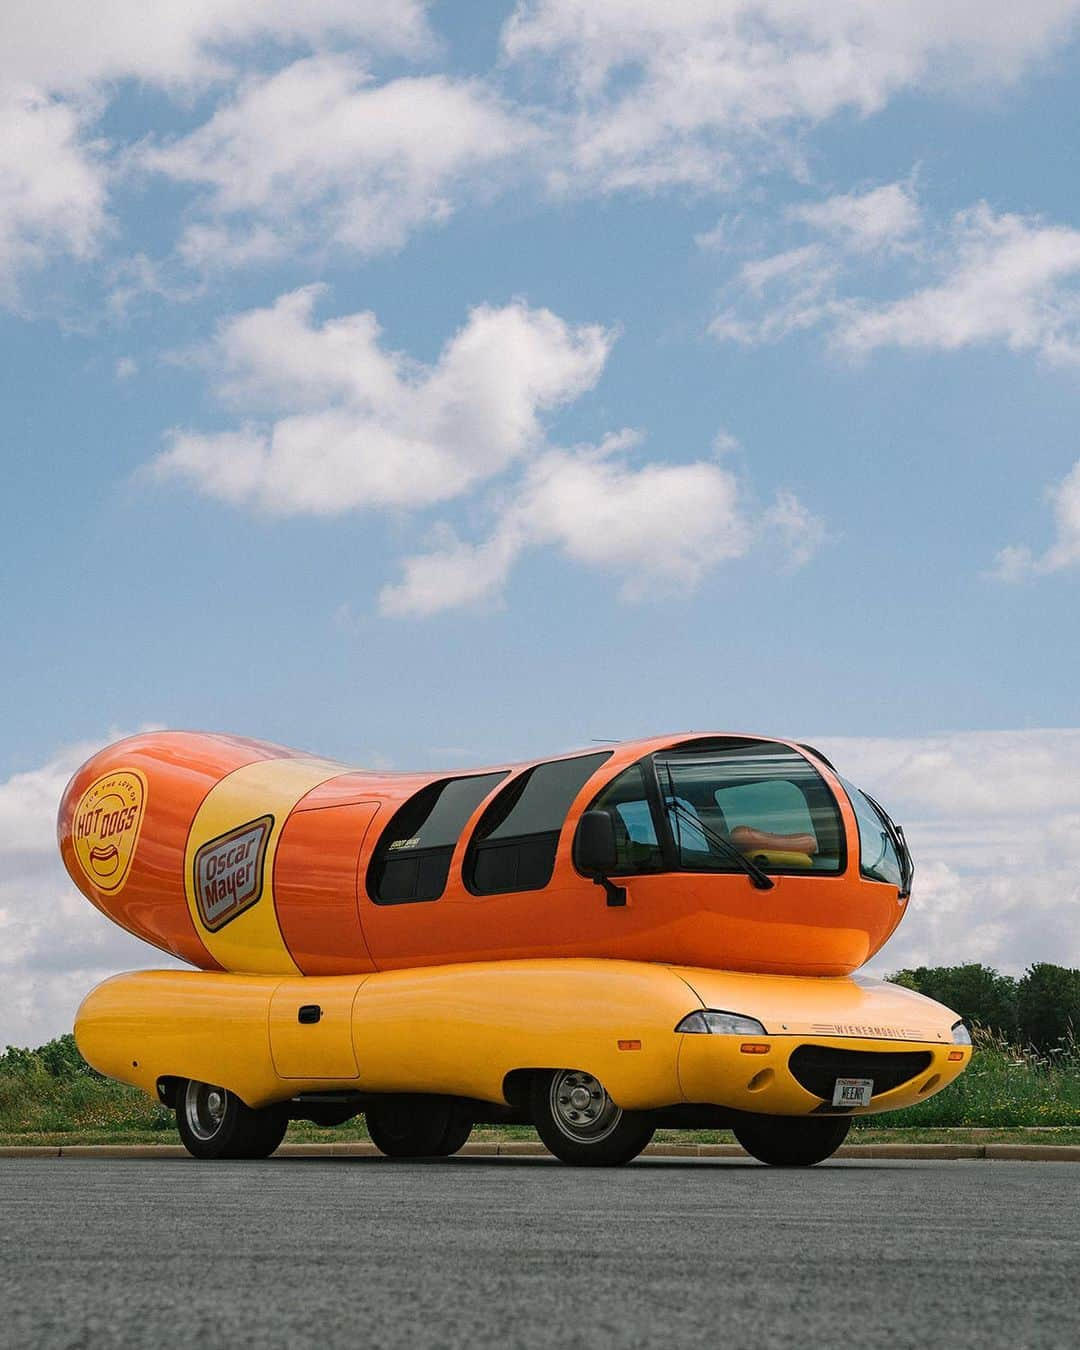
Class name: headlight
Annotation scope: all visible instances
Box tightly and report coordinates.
[676,1009,767,1036]
[951,1021,972,1046]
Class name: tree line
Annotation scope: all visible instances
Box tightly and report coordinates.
[889,963,1080,1052]
[0,1033,96,1077]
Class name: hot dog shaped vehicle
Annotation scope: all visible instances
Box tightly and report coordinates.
[60,731,971,1165]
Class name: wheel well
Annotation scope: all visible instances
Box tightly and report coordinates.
[155,1075,182,1108]
[502,1068,548,1111]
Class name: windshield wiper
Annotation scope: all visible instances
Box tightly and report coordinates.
[659,768,774,891]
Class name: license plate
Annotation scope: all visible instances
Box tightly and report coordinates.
[832,1077,873,1107]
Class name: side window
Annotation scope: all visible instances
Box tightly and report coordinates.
[368,772,508,905]
[467,752,612,895]
[657,744,844,874]
[582,762,665,875]
[713,780,816,838]
[840,778,903,888]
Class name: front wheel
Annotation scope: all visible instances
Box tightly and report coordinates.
[366,1096,473,1158]
[176,1079,288,1160]
[732,1113,851,1167]
[530,1070,655,1166]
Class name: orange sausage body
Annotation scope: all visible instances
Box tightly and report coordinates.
[58,731,906,977]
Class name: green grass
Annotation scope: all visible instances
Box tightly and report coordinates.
[855,1027,1080,1128]
[0,1060,173,1137]
[1,1027,1076,1146]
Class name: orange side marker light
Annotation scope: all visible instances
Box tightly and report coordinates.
[947,1050,965,1061]
[617,1039,642,1051]
[740,1043,771,1055]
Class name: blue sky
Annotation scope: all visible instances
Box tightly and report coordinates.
[4,2,1080,1041]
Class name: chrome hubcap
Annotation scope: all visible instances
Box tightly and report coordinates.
[549,1070,622,1142]
[184,1081,228,1141]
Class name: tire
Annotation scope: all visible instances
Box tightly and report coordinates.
[366,1095,473,1158]
[240,1105,289,1160]
[529,1070,655,1166]
[175,1079,287,1160]
[732,1113,851,1167]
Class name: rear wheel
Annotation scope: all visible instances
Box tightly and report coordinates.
[732,1113,851,1167]
[366,1095,473,1158]
[175,1079,287,1160]
[243,1104,289,1159]
[530,1070,655,1166]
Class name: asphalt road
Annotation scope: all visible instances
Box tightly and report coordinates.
[1,1157,1077,1349]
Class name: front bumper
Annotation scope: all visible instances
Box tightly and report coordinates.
[677,1033,971,1116]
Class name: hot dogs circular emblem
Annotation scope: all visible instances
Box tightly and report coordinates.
[71,769,147,894]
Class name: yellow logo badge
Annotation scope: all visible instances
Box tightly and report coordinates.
[71,769,147,894]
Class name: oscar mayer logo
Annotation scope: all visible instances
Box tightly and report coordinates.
[72,769,147,894]
[193,815,273,932]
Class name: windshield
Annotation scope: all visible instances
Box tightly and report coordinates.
[655,744,843,875]
[840,778,903,888]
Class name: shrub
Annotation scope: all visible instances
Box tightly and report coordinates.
[888,964,1019,1039]
[1016,964,1080,1050]
[0,1034,169,1135]
[0,1033,100,1079]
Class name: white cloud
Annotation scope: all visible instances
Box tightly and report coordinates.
[502,1,1080,192]
[712,429,741,456]
[838,205,1080,360]
[710,242,838,345]
[379,435,821,616]
[994,457,1080,579]
[152,287,614,513]
[0,3,432,296]
[151,288,824,611]
[709,182,921,345]
[0,737,183,1050]
[765,489,829,569]
[741,245,832,293]
[789,181,921,254]
[817,729,1080,975]
[105,252,205,317]
[713,194,1080,366]
[379,523,526,618]
[6,0,1078,294]
[0,1,430,93]
[176,223,289,272]
[0,87,108,300]
[141,56,536,258]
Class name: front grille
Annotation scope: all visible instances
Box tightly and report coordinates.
[789,1045,932,1100]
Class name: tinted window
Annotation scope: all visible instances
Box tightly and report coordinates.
[840,778,903,888]
[713,779,816,839]
[656,743,843,874]
[468,752,611,895]
[581,762,664,875]
[369,772,507,905]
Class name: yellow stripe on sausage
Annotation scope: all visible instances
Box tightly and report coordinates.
[184,757,344,974]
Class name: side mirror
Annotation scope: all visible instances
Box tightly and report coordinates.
[575,810,626,907]
[576,810,618,873]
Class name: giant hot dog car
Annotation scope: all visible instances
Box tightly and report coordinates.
[59,731,971,1165]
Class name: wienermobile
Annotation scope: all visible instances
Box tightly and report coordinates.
[59,730,971,1166]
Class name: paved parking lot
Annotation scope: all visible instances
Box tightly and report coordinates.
[1,1156,1077,1348]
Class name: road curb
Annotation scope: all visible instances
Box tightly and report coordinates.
[2,1141,1080,1161]
[983,1144,1080,1161]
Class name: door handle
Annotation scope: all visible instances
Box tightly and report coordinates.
[297,1004,322,1024]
